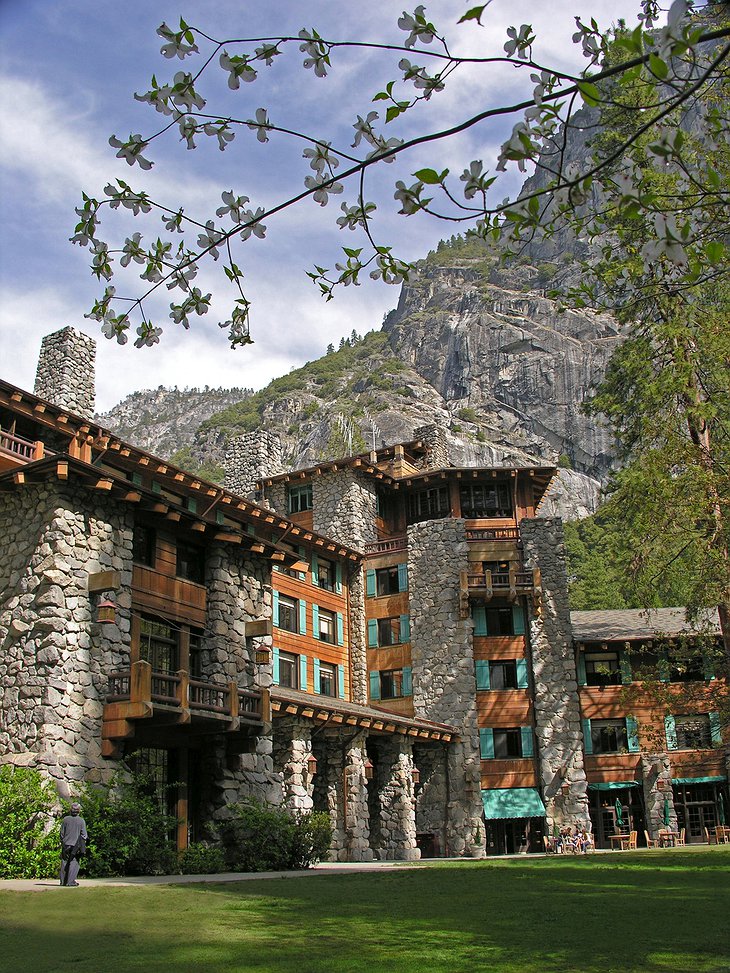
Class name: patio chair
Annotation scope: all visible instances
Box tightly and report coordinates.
[627,830,638,850]
[704,827,718,845]
[676,828,685,846]
[644,830,656,848]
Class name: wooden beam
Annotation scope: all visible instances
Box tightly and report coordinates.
[124,491,141,503]
[56,460,68,481]
[250,543,265,553]
[95,478,114,491]
[190,522,206,532]
[165,511,182,522]
[13,471,25,484]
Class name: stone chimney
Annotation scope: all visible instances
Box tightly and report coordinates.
[34,327,96,420]
[413,423,449,471]
[224,430,285,499]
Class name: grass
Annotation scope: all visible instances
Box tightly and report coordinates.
[1,848,729,973]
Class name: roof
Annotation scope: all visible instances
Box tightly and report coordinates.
[571,607,721,642]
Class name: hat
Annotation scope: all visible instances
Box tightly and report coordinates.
[70,802,82,812]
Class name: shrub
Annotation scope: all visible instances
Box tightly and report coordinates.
[457,407,479,423]
[178,842,226,875]
[0,765,60,878]
[73,771,178,877]
[557,453,573,469]
[218,799,332,872]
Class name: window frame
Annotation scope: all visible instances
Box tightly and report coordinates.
[277,594,299,634]
[674,714,712,750]
[318,661,336,697]
[493,728,523,759]
[317,608,336,645]
[278,650,299,690]
[489,660,518,691]
[288,483,313,514]
[591,718,629,755]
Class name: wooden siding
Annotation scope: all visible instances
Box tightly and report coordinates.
[472,635,526,660]
[477,690,532,725]
[132,565,206,627]
[481,759,537,790]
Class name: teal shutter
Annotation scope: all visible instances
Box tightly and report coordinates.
[582,718,593,755]
[473,605,487,636]
[475,660,491,690]
[703,652,716,681]
[298,599,307,635]
[312,604,320,640]
[512,604,525,635]
[402,666,412,697]
[709,711,722,746]
[520,726,534,758]
[577,652,587,686]
[311,554,319,587]
[337,664,345,699]
[313,658,321,694]
[626,716,640,753]
[335,562,342,594]
[366,569,376,597]
[336,612,344,645]
[273,590,280,628]
[516,659,529,690]
[299,655,308,691]
[367,619,378,647]
[369,671,381,701]
[273,647,280,684]
[400,614,411,642]
[665,714,678,750]
[398,563,409,592]
[479,728,494,759]
[297,545,306,581]
[619,650,633,685]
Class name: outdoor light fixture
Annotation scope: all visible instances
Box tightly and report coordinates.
[254,647,271,665]
[364,758,375,780]
[306,753,318,777]
[96,598,116,624]
[411,767,421,785]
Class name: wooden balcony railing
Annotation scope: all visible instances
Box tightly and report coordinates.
[363,536,408,554]
[106,661,263,724]
[0,430,49,462]
[467,566,541,598]
[465,527,520,543]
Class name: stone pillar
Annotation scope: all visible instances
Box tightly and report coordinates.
[641,753,677,836]
[312,470,378,550]
[371,738,420,860]
[408,518,485,857]
[224,431,284,499]
[324,742,347,860]
[343,733,374,861]
[413,744,449,856]
[413,423,449,471]
[281,722,315,813]
[520,517,590,833]
[347,564,368,705]
[34,327,96,420]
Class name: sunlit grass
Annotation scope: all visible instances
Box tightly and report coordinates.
[1,847,728,973]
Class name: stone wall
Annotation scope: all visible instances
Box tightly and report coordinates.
[413,744,449,855]
[0,483,133,794]
[413,423,449,471]
[347,564,368,705]
[640,753,677,836]
[34,327,96,420]
[224,431,284,499]
[407,518,485,856]
[312,470,378,550]
[369,737,419,860]
[520,517,590,832]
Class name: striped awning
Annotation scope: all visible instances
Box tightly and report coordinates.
[588,781,640,791]
[481,788,546,820]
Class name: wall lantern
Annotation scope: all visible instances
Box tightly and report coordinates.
[411,767,421,785]
[255,647,271,665]
[306,753,318,777]
[364,758,375,781]
[96,598,116,625]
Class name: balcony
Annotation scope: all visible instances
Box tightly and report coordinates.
[363,535,408,555]
[465,526,520,543]
[102,660,264,757]
[0,430,50,472]
[467,565,541,599]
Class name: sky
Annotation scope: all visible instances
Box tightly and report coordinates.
[0,0,646,411]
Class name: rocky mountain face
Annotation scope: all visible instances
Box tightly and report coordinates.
[96,245,620,521]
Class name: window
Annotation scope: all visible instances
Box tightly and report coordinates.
[480,726,534,759]
[316,557,335,591]
[584,652,621,687]
[460,482,512,518]
[407,486,450,524]
[669,654,705,682]
[472,603,525,637]
[318,662,336,697]
[675,715,712,750]
[139,618,178,674]
[490,661,518,690]
[591,719,629,755]
[133,524,155,567]
[277,595,298,634]
[288,483,313,514]
[486,607,514,635]
[378,617,402,646]
[376,566,400,596]
[176,541,205,584]
[494,728,523,758]
[278,651,299,690]
[317,608,336,644]
[380,669,405,699]
[189,630,204,678]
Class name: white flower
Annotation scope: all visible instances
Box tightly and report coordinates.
[303,142,338,175]
[246,108,271,143]
[134,323,163,348]
[216,191,250,223]
[203,121,235,152]
[219,51,257,89]
[299,29,330,77]
[120,233,145,268]
[394,180,425,215]
[178,115,198,150]
[460,160,488,200]
[157,22,198,59]
[197,221,224,260]
[352,112,379,148]
[170,72,205,112]
[108,134,153,170]
[304,174,343,206]
[366,135,403,163]
[336,201,376,230]
[397,6,435,48]
[239,207,267,240]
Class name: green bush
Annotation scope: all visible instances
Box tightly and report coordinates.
[0,765,60,878]
[72,772,178,877]
[218,799,332,872]
[457,407,479,423]
[178,842,226,875]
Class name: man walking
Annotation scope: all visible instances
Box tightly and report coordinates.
[59,802,88,887]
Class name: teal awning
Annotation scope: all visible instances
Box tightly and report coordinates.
[672,776,727,785]
[481,788,546,820]
[588,781,640,791]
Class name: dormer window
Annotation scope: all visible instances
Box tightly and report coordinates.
[288,483,313,514]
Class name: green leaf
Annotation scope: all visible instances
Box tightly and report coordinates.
[413,168,448,184]
[458,4,490,25]
[704,241,724,264]
[386,105,404,123]
[648,53,668,80]
[577,80,601,106]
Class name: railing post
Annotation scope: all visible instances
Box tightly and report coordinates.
[130,660,152,704]
[33,440,45,461]
[177,669,189,709]
[509,566,517,600]
[228,681,238,719]
[485,569,493,600]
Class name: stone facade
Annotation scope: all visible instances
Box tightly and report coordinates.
[413,424,449,471]
[224,431,285,499]
[407,517,486,856]
[640,753,677,835]
[312,470,378,550]
[369,737,419,860]
[520,517,590,832]
[34,327,96,420]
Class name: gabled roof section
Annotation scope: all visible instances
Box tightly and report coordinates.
[571,607,721,642]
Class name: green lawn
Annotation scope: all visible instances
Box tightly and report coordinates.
[2,848,728,973]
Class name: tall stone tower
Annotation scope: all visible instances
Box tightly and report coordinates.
[224,430,285,499]
[34,327,96,420]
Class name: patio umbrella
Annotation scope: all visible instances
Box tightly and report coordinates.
[719,793,726,826]
[663,796,671,827]
[615,798,624,829]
